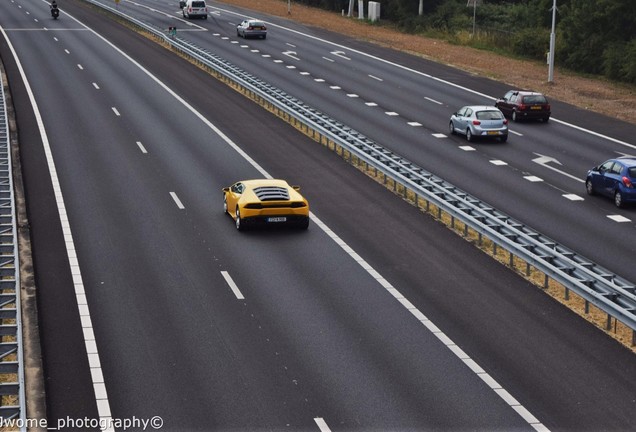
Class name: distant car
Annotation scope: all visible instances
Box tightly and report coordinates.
[585,158,636,208]
[182,0,207,19]
[449,106,508,142]
[495,90,551,122]
[179,0,186,8]
[223,179,309,230]
[236,19,267,39]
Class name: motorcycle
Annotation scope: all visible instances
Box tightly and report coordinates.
[51,7,59,19]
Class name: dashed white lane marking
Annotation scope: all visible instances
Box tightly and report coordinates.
[322,56,334,62]
[408,122,422,127]
[607,215,631,223]
[368,74,383,81]
[111,107,120,116]
[77,63,84,70]
[329,86,341,90]
[347,94,359,98]
[314,418,331,432]
[432,133,446,138]
[221,271,245,300]
[92,82,99,89]
[286,65,296,69]
[273,59,283,63]
[365,102,378,106]
[261,54,271,58]
[524,175,543,182]
[563,194,584,201]
[314,78,325,82]
[385,111,399,116]
[136,141,147,154]
[490,160,508,166]
[170,192,185,209]
[425,96,443,105]
[300,71,310,76]
[459,145,476,151]
[64,49,70,54]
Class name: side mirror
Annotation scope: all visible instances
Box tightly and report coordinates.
[292,185,301,191]
[222,187,230,192]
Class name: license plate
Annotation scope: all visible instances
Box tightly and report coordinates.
[487,131,499,135]
[267,217,287,223]
[531,106,541,110]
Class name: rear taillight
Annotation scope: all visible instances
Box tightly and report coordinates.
[472,120,481,125]
[247,26,253,30]
[519,103,527,111]
[503,119,509,125]
[546,104,551,111]
[622,176,634,188]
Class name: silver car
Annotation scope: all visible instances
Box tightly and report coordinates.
[236,20,267,39]
[449,106,508,142]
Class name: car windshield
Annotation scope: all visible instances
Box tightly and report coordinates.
[192,1,205,7]
[476,110,504,120]
[249,21,265,27]
[523,95,547,104]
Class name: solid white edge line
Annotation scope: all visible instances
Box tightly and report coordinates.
[309,214,549,431]
[221,271,244,300]
[35,6,548,429]
[0,23,115,429]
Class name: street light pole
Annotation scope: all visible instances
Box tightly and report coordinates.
[548,0,557,82]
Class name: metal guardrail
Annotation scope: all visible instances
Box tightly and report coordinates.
[84,0,636,343]
[0,62,25,425]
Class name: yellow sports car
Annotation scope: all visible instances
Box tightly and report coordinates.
[223,179,310,231]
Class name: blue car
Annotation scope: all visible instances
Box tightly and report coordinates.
[586,158,636,208]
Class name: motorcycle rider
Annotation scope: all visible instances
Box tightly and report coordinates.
[50,0,59,18]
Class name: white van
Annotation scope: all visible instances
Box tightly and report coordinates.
[182,0,208,19]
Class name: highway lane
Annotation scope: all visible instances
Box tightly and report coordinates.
[2,0,636,431]
[101,0,636,284]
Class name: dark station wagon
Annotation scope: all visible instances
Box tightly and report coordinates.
[495,90,551,122]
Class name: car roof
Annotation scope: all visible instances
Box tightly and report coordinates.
[615,157,636,166]
[511,90,544,95]
[239,179,291,188]
[463,105,503,111]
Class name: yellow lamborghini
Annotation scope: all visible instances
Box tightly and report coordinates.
[222,179,310,231]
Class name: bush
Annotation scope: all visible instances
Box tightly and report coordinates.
[511,28,550,60]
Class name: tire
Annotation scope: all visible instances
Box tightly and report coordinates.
[585,179,595,195]
[203,15,207,19]
[512,111,518,122]
[237,30,241,37]
[235,209,244,231]
[449,121,456,135]
[543,116,550,123]
[466,128,474,142]
[299,218,309,230]
[223,195,228,214]
[500,135,508,143]
[262,34,267,39]
[615,191,624,208]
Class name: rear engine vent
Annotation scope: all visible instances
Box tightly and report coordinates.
[253,186,290,201]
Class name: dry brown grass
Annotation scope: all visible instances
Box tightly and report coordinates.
[218,0,636,125]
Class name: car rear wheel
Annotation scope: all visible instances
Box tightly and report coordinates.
[500,135,508,143]
[615,191,624,208]
[235,209,244,231]
[466,128,474,142]
[299,218,309,230]
[585,179,595,195]
[449,121,456,135]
